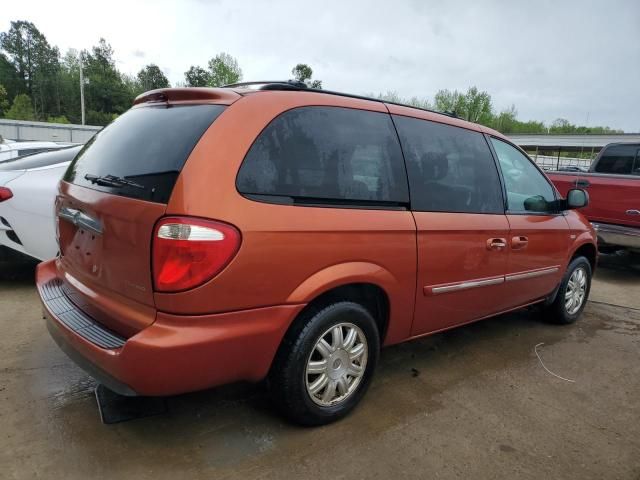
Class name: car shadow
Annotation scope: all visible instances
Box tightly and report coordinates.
[0,247,38,284]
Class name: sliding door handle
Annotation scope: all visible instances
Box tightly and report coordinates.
[511,236,529,250]
[626,209,640,216]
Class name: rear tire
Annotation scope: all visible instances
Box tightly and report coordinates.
[545,256,592,324]
[270,301,380,426]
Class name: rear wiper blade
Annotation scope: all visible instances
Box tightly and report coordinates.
[84,173,145,189]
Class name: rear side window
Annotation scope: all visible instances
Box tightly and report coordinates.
[393,115,504,214]
[594,144,638,175]
[64,104,225,203]
[236,106,409,207]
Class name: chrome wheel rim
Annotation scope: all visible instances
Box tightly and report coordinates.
[565,267,587,315]
[305,323,368,407]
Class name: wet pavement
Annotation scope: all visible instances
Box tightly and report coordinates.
[0,251,638,479]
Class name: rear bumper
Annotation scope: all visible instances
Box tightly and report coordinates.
[37,260,304,396]
[592,222,640,250]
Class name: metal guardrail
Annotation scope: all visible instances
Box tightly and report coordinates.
[0,119,101,144]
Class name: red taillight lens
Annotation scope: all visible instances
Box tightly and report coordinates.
[0,187,13,202]
[152,217,241,292]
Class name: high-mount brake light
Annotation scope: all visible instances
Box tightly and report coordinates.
[152,217,241,292]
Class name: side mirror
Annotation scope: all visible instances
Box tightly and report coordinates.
[566,188,589,209]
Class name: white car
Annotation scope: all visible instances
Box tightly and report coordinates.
[0,146,82,261]
[0,140,67,162]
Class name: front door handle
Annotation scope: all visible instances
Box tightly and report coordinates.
[626,209,640,216]
[576,179,590,188]
[487,238,507,250]
[512,236,529,250]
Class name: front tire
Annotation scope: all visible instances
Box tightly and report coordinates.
[270,301,380,426]
[546,256,592,324]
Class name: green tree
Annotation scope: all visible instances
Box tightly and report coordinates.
[291,63,322,88]
[56,49,81,123]
[434,86,492,123]
[47,115,69,124]
[137,64,169,91]
[0,20,61,119]
[82,39,132,124]
[184,65,210,87]
[4,93,34,120]
[0,53,24,102]
[207,53,242,87]
[374,90,431,109]
[0,85,9,116]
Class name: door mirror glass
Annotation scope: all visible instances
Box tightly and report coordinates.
[566,189,589,209]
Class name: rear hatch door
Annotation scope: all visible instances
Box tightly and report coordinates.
[57,102,227,336]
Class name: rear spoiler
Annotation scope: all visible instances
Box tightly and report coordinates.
[133,88,241,106]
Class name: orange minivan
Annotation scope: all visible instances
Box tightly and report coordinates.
[37,82,597,425]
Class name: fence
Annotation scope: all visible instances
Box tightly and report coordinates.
[0,119,101,144]
[531,155,593,171]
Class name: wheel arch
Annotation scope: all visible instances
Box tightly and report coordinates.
[570,240,597,272]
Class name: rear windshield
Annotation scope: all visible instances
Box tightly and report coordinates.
[63,104,225,203]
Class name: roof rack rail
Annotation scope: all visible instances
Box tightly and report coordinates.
[223,81,458,119]
[223,80,308,90]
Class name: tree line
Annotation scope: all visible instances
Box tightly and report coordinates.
[376,88,622,134]
[0,20,622,134]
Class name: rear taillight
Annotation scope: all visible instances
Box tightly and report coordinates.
[0,187,13,202]
[152,217,241,292]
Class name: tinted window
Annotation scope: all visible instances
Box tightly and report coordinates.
[393,116,503,214]
[236,106,408,206]
[594,144,637,175]
[16,148,54,157]
[490,138,556,213]
[64,104,225,203]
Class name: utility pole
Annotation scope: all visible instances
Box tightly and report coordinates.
[79,51,86,125]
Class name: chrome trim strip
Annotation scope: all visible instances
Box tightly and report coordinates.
[57,206,78,222]
[57,207,103,235]
[505,267,559,282]
[430,277,505,295]
[592,222,640,249]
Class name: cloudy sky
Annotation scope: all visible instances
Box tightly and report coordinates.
[3,0,639,131]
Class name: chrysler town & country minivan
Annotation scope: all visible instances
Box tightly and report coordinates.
[37,82,596,425]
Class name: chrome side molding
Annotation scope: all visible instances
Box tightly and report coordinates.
[57,207,103,236]
[430,277,505,295]
[505,266,559,282]
[427,266,560,295]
